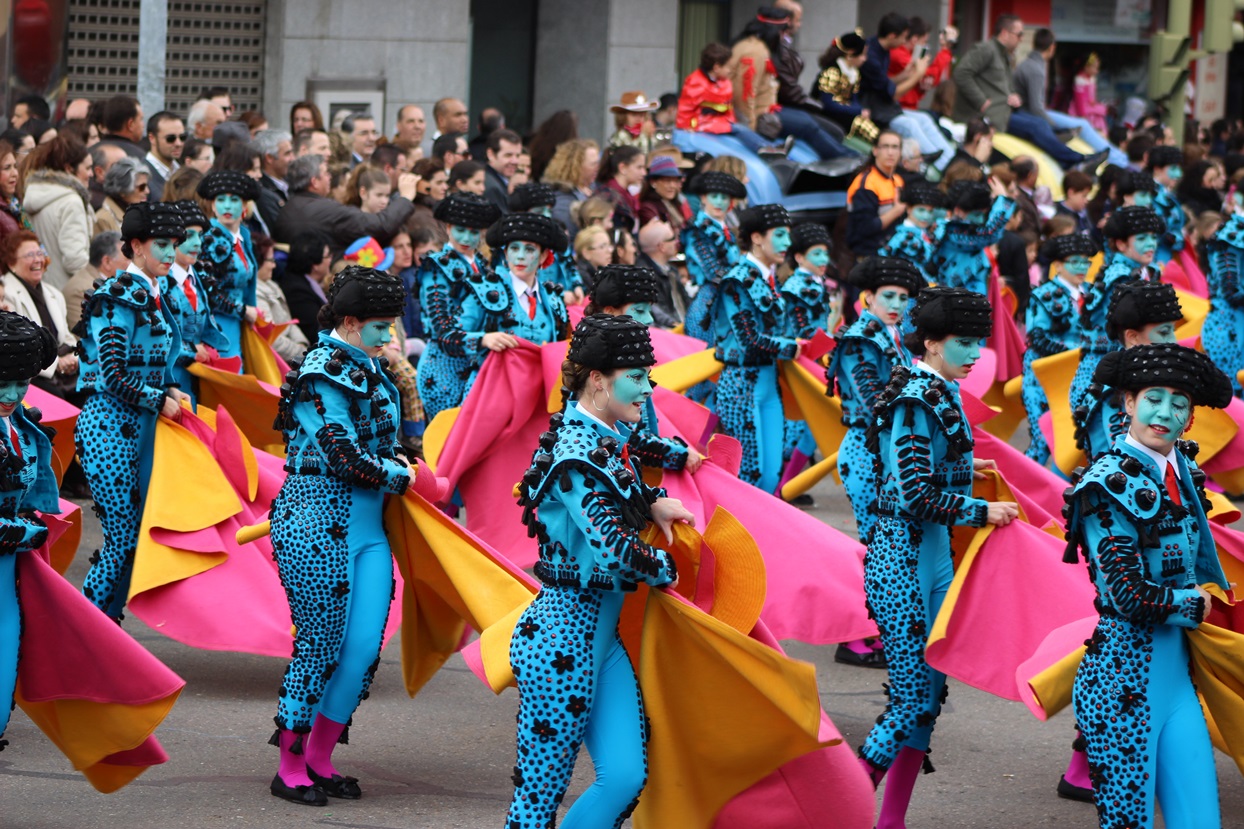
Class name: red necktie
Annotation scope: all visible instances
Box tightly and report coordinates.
[723,225,733,242]
[767,268,776,291]
[234,238,248,266]
[183,277,198,311]
[9,424,20,459]
[1165,463,1182,506]
[470,258,479,274]
[894,328,904,354]
[526,291,538,320]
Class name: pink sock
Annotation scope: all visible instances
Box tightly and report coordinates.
[277,730,313,788]
[1064,745,1091,789]
[843,638,873,655]
[305,713,347,778]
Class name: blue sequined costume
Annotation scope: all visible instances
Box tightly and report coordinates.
[415,245,484,421]
[199,220,257,364]
[931,197,1015,294]
[0,405,58,747]
[1203,214,1244,397]
[1153,183,1186,265]
[270,332,409,735]
[681,211,739,346]
[828,310,912,542]
[858,364,989,769]
[1064,439,1224,829]
[711,257,798,492]
[880,221,940,284]
[1023,277,1085,463]
[540,246,584,294]
[507,404,677,828]
[781,267,831,461]
[160,264,229,396]
[74,268,181,618]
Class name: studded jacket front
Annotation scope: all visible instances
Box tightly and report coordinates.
[830,310,911,427]
[0,406,57,556]
[712,258,798,366]
[199,219,258,322]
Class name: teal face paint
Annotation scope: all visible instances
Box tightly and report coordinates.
[911,206,934,225]
[1063,255,1092,277]
[805,245,831,269]
[943,336,984,373]
[529,205,553,218]
[151,238,178,266]
[613,368,653,405]
[0,379,30,415]
[506,241,541,276]
[1234,191,1244,208]
[178,227,203,257]
[1132,233,1159,258]
[1145,321,1178,343]
[933,207,949,221]
[873,287,910,322]
[769,226,792,256]
[213,193,243,223]
[623,302,654,325]
[1134,386,1191,445]
[1133,191,1154,208]
[963,210,987,225]
[1167,165,1183,181]
[359,319,393,349]
[449,225,481,252]
[705,192,731,212]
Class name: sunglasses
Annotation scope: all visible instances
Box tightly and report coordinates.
[163,133,188,143]
[136,182,150,192]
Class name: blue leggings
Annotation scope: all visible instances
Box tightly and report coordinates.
[717,363,787,492]
[0,554,18,744]
[778,107,852,160]
[1021,359,1052,465]
[838,426,878,543]
[507,588,647,829]
[271,477,394,731]
[77,393,156,619]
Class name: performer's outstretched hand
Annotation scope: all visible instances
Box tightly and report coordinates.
[651,496,694,544]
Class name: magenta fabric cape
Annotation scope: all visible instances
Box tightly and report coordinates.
[987,273,1026,382]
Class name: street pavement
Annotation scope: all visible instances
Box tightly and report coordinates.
[3,477,1242,828]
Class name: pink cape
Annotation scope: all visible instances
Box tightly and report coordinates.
[1162,246,1210,298]
[987,273,1025,382]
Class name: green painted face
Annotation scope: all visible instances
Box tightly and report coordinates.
[933,207,949,221]
[1133,386,1191,445]
[943,336,984,373]
[768,226,791,256]
[213,193,243,222]
[506,241,541,277]
[872,286,910,323]
[359,319,393,349]
[151,237,178,266]
[705,192,731,211]
[911,206,935,225]
[529,205,553,218]
[1132,191,1154,208]
[805,245,831,269]
[1143,321,1178,343]
[623,301,654,325]
[612,367,653,405]
[0,379,30,415]
[178,227,203,257]
[1063,255,1092,277]
[1167,165,1183,182]
[963,210,987,225]
[1131,233,1159,259]
[449,225,481,251]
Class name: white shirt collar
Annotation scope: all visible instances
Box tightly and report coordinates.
[125,262,159,296]
[145,151,177,179]
[169,262,191,286]
[511,272,537,301]
[745,252,774,279]
[575,400,620,434]
[1055,275,1084,295]
[914,359,942,377]
[1124,433,1180,481]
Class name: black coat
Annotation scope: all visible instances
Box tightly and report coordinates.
[277,269,327,345]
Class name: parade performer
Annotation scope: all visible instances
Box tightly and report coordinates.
[1203,196,1244,397]
[507,313,693,828]
[0,311,59,745]
[584,264,702,472]
[1064,343,1232,829]
[681,170,746,346]
[858,287,1018,827]
[879,179,945,284]
[268,265,412,806]
[828,256,924,668]
[511,182,583,301]
[162,199,228,397]
[197,170,260,364]
[1074,280,1183,462]
[711,203,800,492]
[931,178,1015,295]
[75,202,189,619]
[416,192,500,422]
[1022,233,1096,464]
[458,212,571,387]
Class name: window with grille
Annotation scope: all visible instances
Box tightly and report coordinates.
[66,0,266,113]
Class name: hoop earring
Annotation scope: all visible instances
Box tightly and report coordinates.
[349,329,361,347]
[591,387,609,412]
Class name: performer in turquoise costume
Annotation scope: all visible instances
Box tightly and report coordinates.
[584,264,703,473]
[1022,233,1096,464]
[508,313,692,829]
[1064,343,1232,829]
[1146,146,1186,265]
[416,192,501,422]
[0,311,59,750]
[1203,192,1244,397]
[75,202,189,620]
[269,266,417,806]
[1074,280,1183,462]
[710,203,801,493]
[162,199,229,399]
[858,287,1018,829]
[681,171,746,347]
[930,179,1015,295]
[511,182,584,302]
[879,179,945,284]
[197,170,259,365]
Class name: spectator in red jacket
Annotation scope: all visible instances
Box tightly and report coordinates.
[889,20,957,111]
[677,42,770,154]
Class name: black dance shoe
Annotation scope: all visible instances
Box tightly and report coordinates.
[269,774,328,806]
[833,643,888,668]
[1056,774,1094,803]
[307,767,363,799]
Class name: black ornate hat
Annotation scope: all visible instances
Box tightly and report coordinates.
[911,286,993,340]
[590,265,660,308]
[789,222,831,256]
[1106,280,1183,341]
[508,182,558,212]
[567,313,656,370]
[434,191,501,228]
[901,179,947,208]
[847,256,925,296]
[120,202,186,243]
[1103,205,1164,239]
[326,265,405,320]
[688,170,747,199]
[1040,233,1098,262]
[1117,170,1157,196]
[1094,343,1232,408]
[485,212,568,253]
[196,169,258,202]
[174,199,209,230]
[0,311,57,381]
[947,180,992,213]
[1148,145,1184,169]
[737,203,791,240]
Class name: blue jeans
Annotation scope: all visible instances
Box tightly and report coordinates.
[779,106,854,160]
[730,124,769,153]
[890,110,955,170]
[1007,110,1086,169]
[1046,110,1128,168]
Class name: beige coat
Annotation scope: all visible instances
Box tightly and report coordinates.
[93,196,125,237]
[731,36,778,131]
[22,169,95,291]
[2,271,75,380]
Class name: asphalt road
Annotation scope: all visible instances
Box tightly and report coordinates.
[3,479,1242,829]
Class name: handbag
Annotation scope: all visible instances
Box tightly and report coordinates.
[755,111,783,140]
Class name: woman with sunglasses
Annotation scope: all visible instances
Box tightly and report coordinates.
[93,157,151,236]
